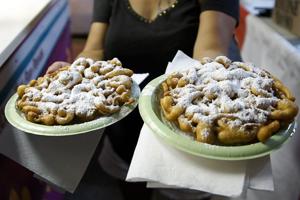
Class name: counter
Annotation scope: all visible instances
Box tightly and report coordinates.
[0,0,52,67]
[0,0,71,199]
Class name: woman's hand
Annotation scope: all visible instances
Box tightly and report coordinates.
[46,61,70,74]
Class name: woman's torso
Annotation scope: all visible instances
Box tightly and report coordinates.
[100,0,241,164]
[103,0,200,82]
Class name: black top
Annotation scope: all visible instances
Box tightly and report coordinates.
[93,0,239,82]
[92,0,240,163]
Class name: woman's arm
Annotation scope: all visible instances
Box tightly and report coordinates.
[77,22,108,60]
[46,22,108,74]
[193,10,237,60]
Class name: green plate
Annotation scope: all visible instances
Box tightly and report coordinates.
[5,81,140,136]
[139,75,296,161]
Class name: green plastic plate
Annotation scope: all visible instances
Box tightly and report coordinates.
[139,75,296,161]
[5,81,140,136]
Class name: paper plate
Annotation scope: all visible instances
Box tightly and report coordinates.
[139,75,296,161]
[5,81,140,136]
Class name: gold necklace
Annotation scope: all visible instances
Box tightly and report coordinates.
[126,0,178,23]
[157,0,172,15]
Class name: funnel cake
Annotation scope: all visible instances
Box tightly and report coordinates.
[160,56,298,145]
[16,58,135,125]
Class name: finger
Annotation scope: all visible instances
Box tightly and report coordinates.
[46,62,69,74]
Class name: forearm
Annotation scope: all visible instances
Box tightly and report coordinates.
[193,11,236,60]
[77,49,104,60]
[76,22,108,60]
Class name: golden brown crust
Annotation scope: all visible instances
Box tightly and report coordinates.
[257,120,280,142]
[160,56,298,145]
[160,96,185,121]
[17,58,135,125]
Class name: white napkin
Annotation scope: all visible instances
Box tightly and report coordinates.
[132,73,149,85]
[0,124,103,193]
[126,51,274,197]
[0,73,149,193]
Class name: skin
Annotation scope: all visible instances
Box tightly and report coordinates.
[46,0,237,73]
[193,10,236,59]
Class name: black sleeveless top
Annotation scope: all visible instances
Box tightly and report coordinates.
[93,0,239,82]
[93,0,239,163]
